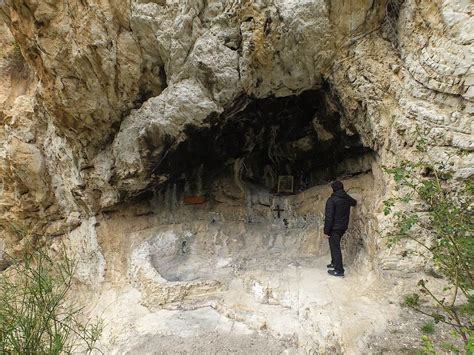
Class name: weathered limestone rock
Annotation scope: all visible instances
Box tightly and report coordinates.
[0,0,472,352]
[87,174,399,353]
[113,78,222,195]
[2,0,166,149]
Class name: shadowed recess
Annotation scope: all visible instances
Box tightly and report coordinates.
[150,85,374,197]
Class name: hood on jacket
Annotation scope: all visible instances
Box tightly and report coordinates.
[332,190,352,199]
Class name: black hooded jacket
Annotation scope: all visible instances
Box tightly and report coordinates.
[324,190,357,235]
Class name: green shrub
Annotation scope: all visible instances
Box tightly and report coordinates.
[0,245,102,354]
[384,156,473,353]
[403,293,420,307]
[421,321,435,335]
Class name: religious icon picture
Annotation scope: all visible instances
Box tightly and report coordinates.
[183,195,207,205]
[277,175,294,194]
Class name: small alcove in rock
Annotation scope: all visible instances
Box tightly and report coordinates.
[153,84,375,196]
[139,85,378,283]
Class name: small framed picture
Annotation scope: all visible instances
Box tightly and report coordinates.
[277,175,294,193]
[183,195,206,205]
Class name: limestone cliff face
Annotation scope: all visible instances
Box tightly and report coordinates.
[0,0,474,353]
[1,0,471,259]
[0,0,473,351]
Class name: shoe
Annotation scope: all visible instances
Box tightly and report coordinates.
[326,263,334,268]
[328,270,344,277]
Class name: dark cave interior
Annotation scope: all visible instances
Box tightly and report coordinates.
[151,87,373,197]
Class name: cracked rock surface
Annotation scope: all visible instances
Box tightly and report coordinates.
[86,175,398,353]
[0,0,473,352]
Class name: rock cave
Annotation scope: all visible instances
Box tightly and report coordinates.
[154,87,373,193]
[140,87,377,287]
[0,0,472,353]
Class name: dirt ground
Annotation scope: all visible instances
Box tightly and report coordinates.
[367,307,465,354]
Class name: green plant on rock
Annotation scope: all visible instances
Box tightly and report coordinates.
[0,243,102,354]
[10,40,21,54]
[421,321,435,335]
[383,156,473,353]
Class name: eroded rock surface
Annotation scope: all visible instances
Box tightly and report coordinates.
[86,174,397,353]
[0,0,472,352]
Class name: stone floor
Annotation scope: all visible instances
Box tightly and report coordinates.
[79,174,404,353]
[90,252,399,354]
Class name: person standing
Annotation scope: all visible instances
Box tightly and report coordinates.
[324,180,357,277]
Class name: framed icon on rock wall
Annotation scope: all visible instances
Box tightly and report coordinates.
[277,175,294,194]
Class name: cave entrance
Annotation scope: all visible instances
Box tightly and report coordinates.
[143,86,377,281]
[155,85,374,196]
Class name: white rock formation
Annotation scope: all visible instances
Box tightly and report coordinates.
[0,0,472,352]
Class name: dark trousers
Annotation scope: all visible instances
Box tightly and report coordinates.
[329,229,345,273]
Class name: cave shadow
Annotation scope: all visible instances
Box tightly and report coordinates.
[148,84,374,200]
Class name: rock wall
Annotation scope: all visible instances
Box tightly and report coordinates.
[0,0,472,351]
[85,172,396,353]
[1,0,471,266]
